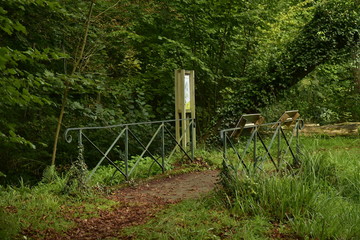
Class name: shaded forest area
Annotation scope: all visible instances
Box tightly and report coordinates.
[0,0,359,184]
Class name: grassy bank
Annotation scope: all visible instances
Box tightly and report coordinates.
[0,151,215,239]
[1,136,359,239]
[122,136,360,239]
[0,173,118,240]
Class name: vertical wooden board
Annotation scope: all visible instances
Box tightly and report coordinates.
[190,70,196,149]
[175,70,180,143]
[181,70,187,148]
[184,73,191,111]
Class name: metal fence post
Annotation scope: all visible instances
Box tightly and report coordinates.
[296,121,300,165]
[254,128,257,164]
[222,131,227,161]
[79,129,83,147]
[78,129,84,163]
[191,119,195,160]
[278,126,281,166]
[161,122,165,172]
[125,126,129,180]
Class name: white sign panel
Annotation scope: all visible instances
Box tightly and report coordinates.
[184,74,191,110]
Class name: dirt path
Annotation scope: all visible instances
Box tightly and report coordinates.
[119,169,219,201]
[38,169,219,240]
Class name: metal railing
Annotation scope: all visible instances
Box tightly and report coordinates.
[220,114,304,174]
[65,118,195,181]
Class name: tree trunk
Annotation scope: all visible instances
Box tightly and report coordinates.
[51,1,95,166]
[353,46,360,93]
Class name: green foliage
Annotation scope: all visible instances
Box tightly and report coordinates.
[0,204,19,240]
[0,164,118,239]
[194,145,224,166]
[90,156,164,186]
[0,0,359,184]
[0,183,71,239]
[234,0,359,124]
[41,165,59,183]
[219,136,360,239]
[0,0,71,183]
[1,136,359,239]
[62,145,89,195]
[261,62,360,124]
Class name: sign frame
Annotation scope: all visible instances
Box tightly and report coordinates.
[175,70,196,150]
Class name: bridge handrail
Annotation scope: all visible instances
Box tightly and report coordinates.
[65,118,194,143]
[220,119,304,139]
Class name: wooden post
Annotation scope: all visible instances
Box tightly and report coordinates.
[189,70,196,149]
[175,70,181,145]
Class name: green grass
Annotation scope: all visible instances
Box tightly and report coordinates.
[122,136,360,239]
[219,136,360,239]
[121,196,271,240]
[194,145,224,166]
[89,147,220,188]
[1,136,359,239]
[0,152,216,240]
[90,149,215,184]
[0,174,117,240]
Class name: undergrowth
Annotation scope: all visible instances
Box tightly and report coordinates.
[122,137,360,239]
[0,162,116,240]
[219,136,360,239]
[0,149,216,239]
[1,136,359,239]
[90,147,218,187]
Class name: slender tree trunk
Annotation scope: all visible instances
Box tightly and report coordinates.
[51,1,95,166]
[353,46,360,93]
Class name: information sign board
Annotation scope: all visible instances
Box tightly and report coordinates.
[184,74,191,110]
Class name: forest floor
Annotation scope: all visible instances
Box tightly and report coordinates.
[37,169,219,240]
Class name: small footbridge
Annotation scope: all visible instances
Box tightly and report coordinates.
[64,110,304,181]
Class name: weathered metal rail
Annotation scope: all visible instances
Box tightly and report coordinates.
[220,111,304,174]
[65,118,195,181]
